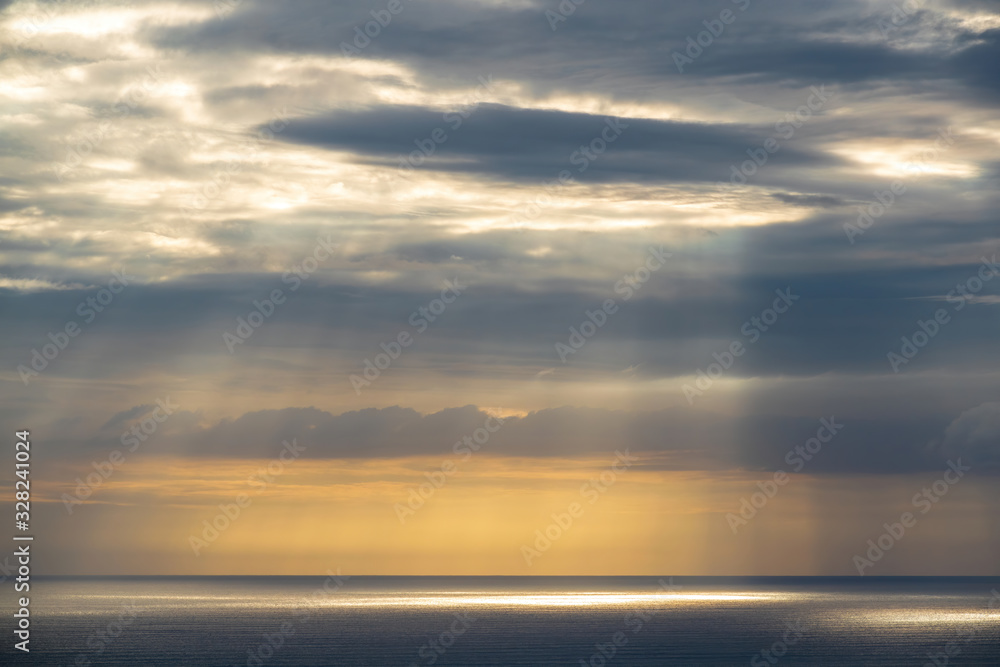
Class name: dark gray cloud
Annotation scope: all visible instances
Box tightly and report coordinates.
[935,402,1000,467]
[146,0,1000,104]
[770,193,846,208]
[38,401,998,475]
[272,103,837,184]
[947,28,1000,97]
[2,240,998,389]
[99,403,156,430]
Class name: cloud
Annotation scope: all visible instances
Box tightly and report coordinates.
[1,241,998,389]
[0,276,90,292]
[2,0,999,481]
[38,400,997,476]
[145,0,1000,105]
[272,103,837,184]
[99,403,156,431]
[770,193,846,208]
[947,28,1000,98]
[935,402,1000,468]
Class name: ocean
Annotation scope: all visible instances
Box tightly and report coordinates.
[4,576,999,666]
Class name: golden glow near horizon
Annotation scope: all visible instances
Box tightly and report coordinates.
[31,454,1000,576]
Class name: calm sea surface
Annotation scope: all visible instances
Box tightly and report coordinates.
[3,576,999,666]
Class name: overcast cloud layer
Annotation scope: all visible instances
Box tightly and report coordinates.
[2,0,999,482]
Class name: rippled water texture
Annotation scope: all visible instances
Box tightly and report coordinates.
[4,576,999,665]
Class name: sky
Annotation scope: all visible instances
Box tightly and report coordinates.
[1,0,998,576]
